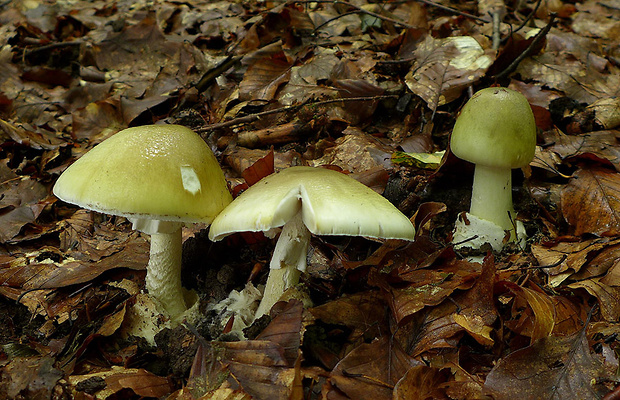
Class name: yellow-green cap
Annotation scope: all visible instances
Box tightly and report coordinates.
[209,166,415,241]
[450,87,537,169]
[54,124,232,224]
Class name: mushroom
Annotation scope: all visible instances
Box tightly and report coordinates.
[54,124,232,319]
[450,87,536,251]
[208,166,415,318]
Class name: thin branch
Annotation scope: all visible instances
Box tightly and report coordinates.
[196,95,397,133]
[413,0,490,22]
[493,13,556,79]
[512,0,544,35]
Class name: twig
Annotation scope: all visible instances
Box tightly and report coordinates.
[520,254,567,269]
[414,0,490,22]
[296,0,419,29]
[493,13,556,79]
[196,95,397,133]
[312,10,359,34]
[512,0,543,35]
[23,40,83,57]
[194,55,242,93]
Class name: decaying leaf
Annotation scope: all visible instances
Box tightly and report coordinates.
[568,278,620,322]
[543,129,620,171]
[67,366,173,398]
[500,282,556,342]
[405,35,494,112]
[388,259,480,324]
[484,329,611,400]
[561,167,620,236]
[330,336,422,400]
[310,291,386,344]
[0,356,62,399]
[393,365,451,400]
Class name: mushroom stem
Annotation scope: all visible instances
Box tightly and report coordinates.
[469,164,516,234]
[255,213,309,318]
[145,227,187,318]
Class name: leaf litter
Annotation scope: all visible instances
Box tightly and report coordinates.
[1,0,620,398]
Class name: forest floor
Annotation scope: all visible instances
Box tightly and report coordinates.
[1,0,620,399]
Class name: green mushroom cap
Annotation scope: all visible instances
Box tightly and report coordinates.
[54,124,232,224]
[450,87,537,169]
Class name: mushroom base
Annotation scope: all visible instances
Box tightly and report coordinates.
[452,212,526,253]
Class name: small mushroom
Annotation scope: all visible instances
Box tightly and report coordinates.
[208,166,415,318]
[54,124,232,319]
[450,87,536,251]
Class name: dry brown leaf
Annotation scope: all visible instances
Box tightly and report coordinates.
[405,35,493,112]
[310,291,386,344]
[215,340,301,399]
[105,368,174,397]
[67,366,173,398]
[239,52,292,101]
[516,30,619,103]
[543,129,620,171]
[531,237,620,284]
[0,234,148,290]
[441,362,486,400]
[500,282,556,342]
[310,126,395,173]
[0,356,62,399]
[410,257,496,355]
[393,365,451,400]
[330,336,422,400]
[451,256,497,347]
[257,300,304,366]
[568,278,620,321]
[0,119,65,150]
[484,329,611,400]
[388,260,480,324]
[561,167,620,236]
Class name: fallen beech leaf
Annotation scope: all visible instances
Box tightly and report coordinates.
[561,167,620,236]
[310,291,386,343]
[310,127,395,173]
[500,282,556,342]
[0,356,62,399]
[531,237,620,284]
[242,149,274,186]
[405,35,493,111]
[484,329,611,400]
[0,119,65,150]
[330,336,422,400]
[516,30,618,103]
[568,278,620,321]
[105,368,173,397]
[257,300,304,366]
[451,256,497,346]
[388,260,480,324]
[215,340,300,399]
[442,362,486,399]
[199,388,253,400]
[410,257,496,355]
[543,129,620,171]
[0,176,49,243]
[0,237,148,289]
[239,51,292,101]
[393,365,450,400]
[68,366,173,398]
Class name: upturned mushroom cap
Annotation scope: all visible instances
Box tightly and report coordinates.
[208,166,415,241]
[53,124,232,223]
[450,87,536,169]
